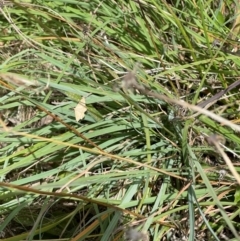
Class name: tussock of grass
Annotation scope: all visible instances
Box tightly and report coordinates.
[0,0,240,240]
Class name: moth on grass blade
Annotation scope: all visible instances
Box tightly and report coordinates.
[74,97,87,121]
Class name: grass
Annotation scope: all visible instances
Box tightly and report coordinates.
[0,0,240,240]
